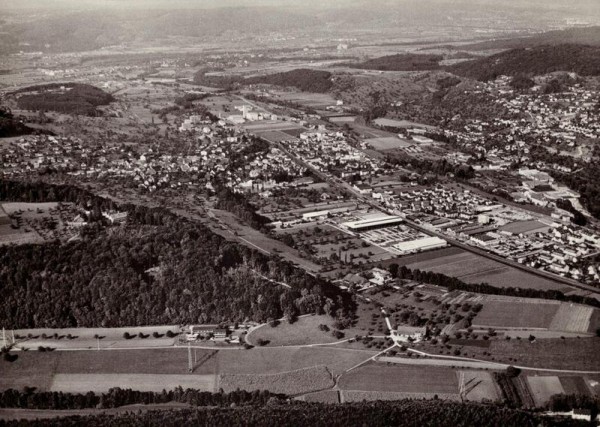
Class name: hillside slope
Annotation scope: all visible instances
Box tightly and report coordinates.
[447,44,600,81]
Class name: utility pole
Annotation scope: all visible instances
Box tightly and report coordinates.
[188,342,193,373]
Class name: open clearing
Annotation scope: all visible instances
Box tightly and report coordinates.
[247,314,343,346]
[49,373,217,393]
[526,376,564,407]
[338,363,459,395]
[473,300,559,329]
[219,365,333,395]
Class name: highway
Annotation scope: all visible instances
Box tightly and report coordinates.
[259,133,600,296]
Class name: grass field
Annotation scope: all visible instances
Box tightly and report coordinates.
[247,315,343,347]
[473,300,560,329]
[458,370,500,402]
[338,363,459,394]
[526,376,564,407]
[365,137,412,150]
[219,365,333,396]
[49,373,216,393]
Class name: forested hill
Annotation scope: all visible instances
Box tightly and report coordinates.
[193,69,333,93]
[0,180,354,328]
[14,83,115,116]
[447,44,600,81]
[346,53,443,71]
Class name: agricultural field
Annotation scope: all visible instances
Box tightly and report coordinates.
[559,376,592,395]
[341,390,461,402]
[526,376,564,407]
[472,299,560,329]
[338,363,459,395]
[247,314,348,347]
[548,304,595,333]
[219,365,333,395]
[458,371,500,402]
[49,373,217,393]
[406,251,565,291]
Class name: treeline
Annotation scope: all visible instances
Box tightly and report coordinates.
[0,106,40,138]
[347,53,442,71]
[387,264,600,308]
[0,387,280,410]
[448,44,600,81]
[385,155,475,180]
[551,164,600,220]
[0,400,582,427]
[0,179,354,328]
[15,83,115,116]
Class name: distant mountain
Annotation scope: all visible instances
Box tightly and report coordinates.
[346,54,443,72]
[459,26,600,50]
[447,44,600,81]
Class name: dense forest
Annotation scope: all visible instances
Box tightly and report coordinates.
[15,83,115,116]
[0,106,40,138]
[551,164,600,220]
[348,53,442,71]
[0,400,583,427]
[386,264,600,308]
[215,187,272,231]
[193,69,333,93]
[447,44,600,81]
[0,180,354,328]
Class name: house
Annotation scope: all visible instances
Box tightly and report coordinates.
[395,325,427,342]
[369,268,392,286]
[189,325,219,336]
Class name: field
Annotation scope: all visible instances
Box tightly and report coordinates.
[469,338,600,371]
[406,251,565,291]
[341,390,461,402]
[549,304,595,333]
[219,365,333,395]
[559,376,591,395]
[473,299,560,329]
[364,137,412,150]
[247,314,345,347]
[299,390,340,403]
[338,363,459,395]
[458,371,500,402]
[526,376,564,407]
[49,373,217,393]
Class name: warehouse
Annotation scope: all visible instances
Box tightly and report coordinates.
[393,236,448,255]
[342,214,404,232]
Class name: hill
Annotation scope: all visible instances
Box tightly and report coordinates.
[245,69,334,93]
[346,53,443,72]
[447,44,600,81]
[14,83,115,115]
[193,69,334,93]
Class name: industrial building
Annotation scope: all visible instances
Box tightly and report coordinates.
[393,236,448,255]
[342,214,404,232]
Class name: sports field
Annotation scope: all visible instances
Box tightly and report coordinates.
[500,220,549,235]
[364,137,412,150]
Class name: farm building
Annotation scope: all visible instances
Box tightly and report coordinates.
[393,236,447,255]
[395,325,427,342]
